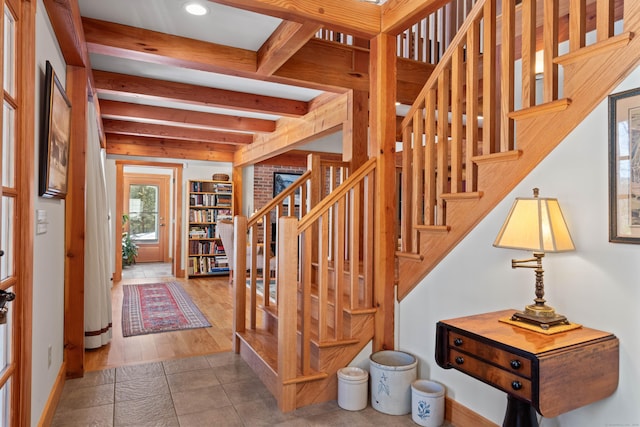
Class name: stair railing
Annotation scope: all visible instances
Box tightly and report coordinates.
[278,158,376,378]
[314,0,479,65]
[397,0,480,63]
[398,0,623,256]
[234,154,350,332]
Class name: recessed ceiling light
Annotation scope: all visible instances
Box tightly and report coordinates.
[184,2,208,16]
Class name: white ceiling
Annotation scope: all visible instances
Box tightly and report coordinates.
[77,0,345,154]
[78,0,283,50]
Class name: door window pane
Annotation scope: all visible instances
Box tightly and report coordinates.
[2,102,15,187]
[128,184,159,242]
[0,379,10,427]
[3,7,15,96]
[1,197,13,280]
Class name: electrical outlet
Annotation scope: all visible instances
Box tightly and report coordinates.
[48,345,52,368]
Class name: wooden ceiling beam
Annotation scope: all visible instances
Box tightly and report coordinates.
[93,70,309,117]
[42,0,87,67]
[106,134,236,162]
[83,18,432,99]
[42,0,106,145]
[234,92,349,167]
[100,100,276,133]
[208,0,381,38]
[82,17,257,76]
[382,0,449,35]
[257,20,322,76]
[103,119,254,145]
[258,150,343,167]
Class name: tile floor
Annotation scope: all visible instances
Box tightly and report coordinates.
[121,262,173,280]
[52,352,453,426]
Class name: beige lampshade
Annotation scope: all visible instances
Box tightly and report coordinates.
[493,189,575,252]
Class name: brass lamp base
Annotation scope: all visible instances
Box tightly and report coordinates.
[511,304,570,330]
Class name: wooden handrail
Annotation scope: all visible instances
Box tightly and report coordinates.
[298,158,376,231]
[247,170,312,228]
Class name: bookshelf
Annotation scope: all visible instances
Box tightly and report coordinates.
[187,179,233,277]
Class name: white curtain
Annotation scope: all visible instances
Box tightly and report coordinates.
[84,99,113,349]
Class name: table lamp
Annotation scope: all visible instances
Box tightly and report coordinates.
[493,188,575,329]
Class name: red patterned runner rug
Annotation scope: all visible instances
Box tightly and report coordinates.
[122,282,211,337]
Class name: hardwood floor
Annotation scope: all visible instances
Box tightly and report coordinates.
[85,265,234,371]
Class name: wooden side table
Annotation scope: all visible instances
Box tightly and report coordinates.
[435,310,619,427]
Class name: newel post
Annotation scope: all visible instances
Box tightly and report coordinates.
[232,215,247,353]
[277,216,298,411]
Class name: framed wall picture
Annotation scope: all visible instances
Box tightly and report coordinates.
[609,87,640,243]
[273,172,302,206]
[39,60,71,198]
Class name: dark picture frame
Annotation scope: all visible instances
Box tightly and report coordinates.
[273,172,302,206]
[609,87,640,243]
[39,60,71,198]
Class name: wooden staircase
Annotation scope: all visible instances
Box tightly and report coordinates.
[396,0,640,300]
[232,156,376,411]
[230,0,640,413]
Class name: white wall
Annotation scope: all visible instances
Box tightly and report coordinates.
[398,67,640,426]
[32,0,67,423]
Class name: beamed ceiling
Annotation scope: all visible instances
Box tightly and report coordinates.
[46,0,437,167]
[44,0,622,166]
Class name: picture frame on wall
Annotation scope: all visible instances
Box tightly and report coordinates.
[273,172,302,206]
[39,60,72,199]
[609,87,640,243]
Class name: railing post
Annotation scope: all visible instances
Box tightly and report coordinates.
[277,216,298,411]
[232,215,247,353]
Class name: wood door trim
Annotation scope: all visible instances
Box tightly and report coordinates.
[115,160,184,280]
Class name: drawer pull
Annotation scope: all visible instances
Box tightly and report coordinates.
[453,338,463,346]
[510,360,522,370]
[511,381,522,391]
[455,356,464,365]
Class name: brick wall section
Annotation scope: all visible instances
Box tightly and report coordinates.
[253,164,306,211]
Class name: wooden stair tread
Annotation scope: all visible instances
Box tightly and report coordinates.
[395,250,424,261]
[509,98,571,120]
[237,328,278,372]
[414,224,451,232]
[440,191,483,200]
[237,327,327,381]
[555,32,634,66]
[472,149,522,165]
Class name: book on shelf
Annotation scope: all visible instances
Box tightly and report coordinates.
[214,183,232,193]
[215,209,232,222]
[215,194,232,206]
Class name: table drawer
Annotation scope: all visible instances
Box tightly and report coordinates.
[449,349,532,402]
[449,332,532,378]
